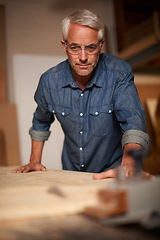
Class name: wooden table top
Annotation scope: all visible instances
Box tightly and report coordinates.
[0,166,160,240]
[0,166,112,220]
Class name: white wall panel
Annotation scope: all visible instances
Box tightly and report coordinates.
[13,54,65,169]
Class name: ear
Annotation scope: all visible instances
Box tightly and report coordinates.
[61,40,67,55]
[100,39,105,53]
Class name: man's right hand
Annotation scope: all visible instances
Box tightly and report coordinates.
[11,163,47,173]
[12,140,46,173]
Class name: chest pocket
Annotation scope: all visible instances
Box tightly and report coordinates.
[51,106,75,133]
[89,104,114,136]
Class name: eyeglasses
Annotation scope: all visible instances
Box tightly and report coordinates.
[65,41,102,55]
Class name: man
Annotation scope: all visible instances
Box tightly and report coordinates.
[12,10,151,179]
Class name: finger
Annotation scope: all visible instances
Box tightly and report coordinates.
[22,164,39,173]
[41,166,47,171]
[22,164,37,173]
[22,167,31,173]
[125,169,135,177]
[13,165,30,173]
[11,167,20,173]
[142,171,155,179]
[93,169,116,180]
[34,164,46,172]
[11,167,24,173]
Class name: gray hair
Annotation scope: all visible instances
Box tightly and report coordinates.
[61,10,105,41]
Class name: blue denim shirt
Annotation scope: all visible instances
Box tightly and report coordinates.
[29,53,149,173]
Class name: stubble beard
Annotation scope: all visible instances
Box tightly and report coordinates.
[73,55,100,77]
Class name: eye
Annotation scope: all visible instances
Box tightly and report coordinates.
[70,46,77,50]
[86,44,97,52]
[70,45,81,51]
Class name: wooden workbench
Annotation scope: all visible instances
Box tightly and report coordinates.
[0,166,159,240]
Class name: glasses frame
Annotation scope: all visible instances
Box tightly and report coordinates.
[65,40,102,55]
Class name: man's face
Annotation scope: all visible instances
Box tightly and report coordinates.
[61,23,104,78]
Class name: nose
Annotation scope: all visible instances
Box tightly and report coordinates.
[79,49,88,62]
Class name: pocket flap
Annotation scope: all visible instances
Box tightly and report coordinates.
[52,106,70,116]
[90,104,113,116]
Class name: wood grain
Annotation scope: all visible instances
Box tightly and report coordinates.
[0,167,114,221]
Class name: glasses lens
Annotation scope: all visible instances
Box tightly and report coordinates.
[66,41,101,55]
[69,45,81,54]
[85,44,99,54]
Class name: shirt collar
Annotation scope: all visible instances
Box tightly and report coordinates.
[61,60,75,88]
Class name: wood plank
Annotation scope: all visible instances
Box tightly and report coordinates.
[0,167,159,240]
[84,189,127,218]
[0,167,114,221]
[145,98,160,149]
[117,34,160,60]
[0,167,110,188]
[0,185,100,220]
[0,5,7,103]
[0,128,7,166]
[1,214,157,240]
[113,0,125,51]
[0,104,20,166]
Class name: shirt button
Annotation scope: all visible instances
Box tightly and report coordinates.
[109,110,112,113]
[53,110,55,113]
[62,112,65,116]
[80,131,83,134]
[81,164,84,167]
[81,93,83,96]
[80,113,83,117]
[95,111,98,115]
[79,147,83,151]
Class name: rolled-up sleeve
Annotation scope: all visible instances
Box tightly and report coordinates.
[121,129,150,151]
[29,74,54,141]
[29,128,51,141]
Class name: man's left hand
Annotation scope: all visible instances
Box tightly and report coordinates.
[93,143,154,180]
[93,168,154,180]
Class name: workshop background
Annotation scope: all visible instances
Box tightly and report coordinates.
[0,0,160,174]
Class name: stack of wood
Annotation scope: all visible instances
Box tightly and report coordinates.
[144,96,160,174]
[0,5,20,166]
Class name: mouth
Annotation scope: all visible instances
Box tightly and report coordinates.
[76,63,91,68]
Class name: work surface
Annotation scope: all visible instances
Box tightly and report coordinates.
[0,166,160,240]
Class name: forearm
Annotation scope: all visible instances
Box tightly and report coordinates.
[11,140,46,173]
[122,143,142,164]
[121,143,142,176]
[29,139,45,164]
[121,129,150,175]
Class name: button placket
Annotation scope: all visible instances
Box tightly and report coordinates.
[79,90,85,170]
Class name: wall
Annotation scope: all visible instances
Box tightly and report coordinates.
[0,0,117,168]
[0,0,117,102]
[13,54,65,169]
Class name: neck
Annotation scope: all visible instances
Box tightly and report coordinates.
[71,70,92,90]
